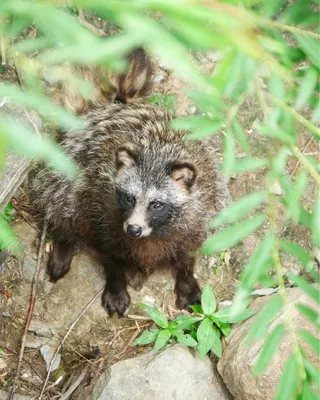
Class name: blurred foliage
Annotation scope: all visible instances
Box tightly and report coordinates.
[0,0,319,398]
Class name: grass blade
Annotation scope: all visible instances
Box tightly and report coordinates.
[253,323,285,376]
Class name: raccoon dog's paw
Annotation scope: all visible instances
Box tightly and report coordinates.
[175,277,202,311]
[102,289,130,317]
[48,241,74,282]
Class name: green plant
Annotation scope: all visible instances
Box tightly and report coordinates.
[0,202,17,250]
[148,92,177,114]
[134,283,254,357]
[0,1,319,397]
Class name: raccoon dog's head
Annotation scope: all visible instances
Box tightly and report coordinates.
[114,143,197,238]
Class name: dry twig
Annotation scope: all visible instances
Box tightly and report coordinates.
[58,366,89,400]
[8,222,48,400]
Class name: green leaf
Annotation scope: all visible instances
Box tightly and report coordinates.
[209,190,267,228]
[295,67,318,110]
[210,328,222,358]
[201,214,265,255]
[285,169,308,223]
[201,283,216,315]
[295,303,320,329]
[274,355,299,400]
[172,315,203,330]
[197,317,216,358]
[304,359,320,391]
[298,329,320,355]
[312,189,320,248]
[246,295,283,345]
[301,381,318,400]
[258,124,296,145]
[133,329,160,346]
[154,329,171,351]
[269,148,290,178]
[177,333,197,347]
[280,240,312,268]
[141,304,168,328]
[189,304,203,314]
[213,306,255,324]
[241,231,275,288]
[222,130,235,177]
[286,273,320,304]
[295,34,320,69]
[0,83,82,130]
[232,157,267,174]
[232,119,250,154]
[0,217,19,252]
[219,322,231,337]
[0,118,77,177]
[253,324,285,376]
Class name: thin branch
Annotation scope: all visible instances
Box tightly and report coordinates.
[38,287,104,399]
[8,221,48,400]
[267,94,320,140]
[290,145,320,185]
[289,137,314,179]
[263,19,320,40]
[58,366,89,400]
[269,192,306,381]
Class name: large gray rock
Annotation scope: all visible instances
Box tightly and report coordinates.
[93,344,232,400]
[218,288,319,400]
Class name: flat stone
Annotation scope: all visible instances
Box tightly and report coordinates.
[218,288,319,400]
[93,344,232,400]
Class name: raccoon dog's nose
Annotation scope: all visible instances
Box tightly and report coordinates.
[127,224,142,238]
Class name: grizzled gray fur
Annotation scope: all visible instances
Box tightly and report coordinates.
[31,48,230,317]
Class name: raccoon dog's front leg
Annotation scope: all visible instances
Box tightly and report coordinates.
[174,255,202,310]
[102,255,130,317]
[48,239,75,282]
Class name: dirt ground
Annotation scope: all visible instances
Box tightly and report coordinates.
[0,15,319,400]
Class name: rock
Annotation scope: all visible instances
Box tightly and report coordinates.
[218,288,319,400]
[271,182,282,195]
[29,320,53,338]
[25,336,49,349]
[40,344,61,372]
[0,390,31,400]
[93,344,231,400]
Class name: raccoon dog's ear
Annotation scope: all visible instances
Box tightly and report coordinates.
[116,143,140,170]
[168,162,197,189]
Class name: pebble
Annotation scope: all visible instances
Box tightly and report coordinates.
[28,319,53,338]
[40,345,61,372]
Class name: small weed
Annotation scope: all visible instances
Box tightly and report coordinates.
[0,202,17,251]
[148,92,177,114]
[1,202,15,223]
[133,283,254,358]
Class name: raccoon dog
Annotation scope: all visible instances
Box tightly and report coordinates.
[32,48,230,317]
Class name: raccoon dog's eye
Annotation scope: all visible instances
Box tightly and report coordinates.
[150,201,164,211]
[125,194,135,206]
